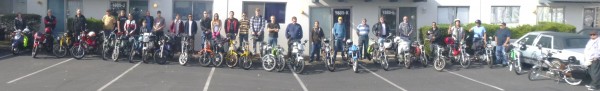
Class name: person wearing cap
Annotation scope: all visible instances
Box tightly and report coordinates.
[585,30,600,90]
[286,16,303,57]
[469,20,487,53]
[447,19,464,50]
[356,18,369,59]
[494,23,511,66]
[332,16,346,61]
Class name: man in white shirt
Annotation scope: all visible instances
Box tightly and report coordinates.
[586,30,600,90]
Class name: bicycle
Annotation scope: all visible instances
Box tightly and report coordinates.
[225,38,239,68]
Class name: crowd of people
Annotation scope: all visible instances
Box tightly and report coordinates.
[10,7,600,90]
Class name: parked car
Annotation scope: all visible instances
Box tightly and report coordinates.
[512,31,587,65]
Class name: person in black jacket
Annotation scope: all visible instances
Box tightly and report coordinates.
[44,10,57,47]
[14,13,26,31]
[200,11,212,49]
[372,16,389,45]
[72,9,87,38]
[184,14,198,51]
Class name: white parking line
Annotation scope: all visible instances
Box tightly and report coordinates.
[203,67,216,91]
[290,68,308,91]
[359,65,408,91]
[7,58,73,84]
[97,62,141,91]
[447,71,505,91]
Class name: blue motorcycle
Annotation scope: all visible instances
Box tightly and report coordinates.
[346,39,360,73]
[11,28,31,55]
[153,33,173,65]
[128,34,142,63]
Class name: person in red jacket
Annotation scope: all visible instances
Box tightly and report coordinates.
[170,14,184,53]
[43,9,57,46]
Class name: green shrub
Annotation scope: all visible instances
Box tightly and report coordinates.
[510,24,534,38]
[67,17,103,32]
[0,14,42,32]
[534,22,576,33]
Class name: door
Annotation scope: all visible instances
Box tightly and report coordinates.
[380,8,397,35]
[332,8,351,40]
[310,7,332,55]
[48,0,65,36]
[519,34,540,61]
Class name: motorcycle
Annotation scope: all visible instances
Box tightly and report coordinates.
[153,33,173,65]
[111,31,129,62]
[178,34,191,66]
[262,44,285,72]
[140,32,155,63]
[288,40,307,74]
[128,34,142,63]
[70,30,101,59]
[433,36,461,71]
[238,41,253,70]
[32,27,54,58]
[347,40,360,73]
[53,33,70,58]
[322,39,335,72]
[395,36,412,69]
[508,38,528,74]
[11,27,31,55]
[102,29,116,60]
[528,44,586,85]
[460,36,489,69]
[369,36,392,71]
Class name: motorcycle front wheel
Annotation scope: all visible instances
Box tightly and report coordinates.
[70,43,85,59]
[241,56,252,70]
[528,66,542,81]
[53,43,67,58]
[226,53,239,68]
[292,57,305,74]
[275,55,286,72]
[325,53,335,72]
[434,57,446,72]
[198,52,212,67]
[262,55,276,72]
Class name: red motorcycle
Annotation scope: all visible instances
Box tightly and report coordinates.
[70,30,101,59]
[32,27,53,58]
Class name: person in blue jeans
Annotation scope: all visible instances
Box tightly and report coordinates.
[469,20,487,53]
[309,21,324,63]
[267,16,279,46]
[286,16,303,57]
[495,23,511,66]
[332,17,346,61]
[356,18,369,59]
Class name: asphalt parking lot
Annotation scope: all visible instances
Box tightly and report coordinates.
[0,51,590,91]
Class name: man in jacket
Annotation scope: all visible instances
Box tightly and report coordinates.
[286,16,302,57]
[332,16,346,61]
[309,21,324,63]
[250,8,267,54]
[372,16,389,46]
[73,9,87,42]
[225,11,240,40]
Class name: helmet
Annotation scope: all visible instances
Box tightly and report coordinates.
[444,37,454,45]
[345,39,353,45]
[475,20,481,24]
[568,56,577,62]
[44,27,52,34]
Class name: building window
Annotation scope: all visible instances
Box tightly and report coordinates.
[491,6,519,24]
[173,1,212,20]
[583,8,600,28]
[537,6,564,23]
[243,2,287,24]
[437,6,469,24]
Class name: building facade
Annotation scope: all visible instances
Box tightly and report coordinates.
[14,0,600,55]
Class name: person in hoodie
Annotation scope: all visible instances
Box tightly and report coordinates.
[285,16,302,57]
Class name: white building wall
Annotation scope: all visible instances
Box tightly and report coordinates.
[26,0,47,31]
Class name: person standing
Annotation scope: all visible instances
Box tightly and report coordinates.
[250,8,267,53]
[398,16,414,40]
[211,13,222,50]
[73,9,87,38]
[427,22,442,58]
[102,10,116,35]
[239,12,250,48]
[14,13,26,31]
[43,10,56,46]
[44,10,57,33]
[448,19,464,54]
[200,11,212,49]
[185,14,198,50]
[372,16,389,47]
[266,16,279,46]
[494,23,510,66]
[309,21,324,63]
[170,14,184,53]
[332,16,346,61]
[584,30,600,90]
[143,11,154,33]
[356,18,369,59]
[469,20,487,51]
[153,11,165,46]
[117,10,128,34]
[285,16,302,57]
[225,11,240,40]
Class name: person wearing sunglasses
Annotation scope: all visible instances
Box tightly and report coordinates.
[585,30,600,90]
[494,23,511,67]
